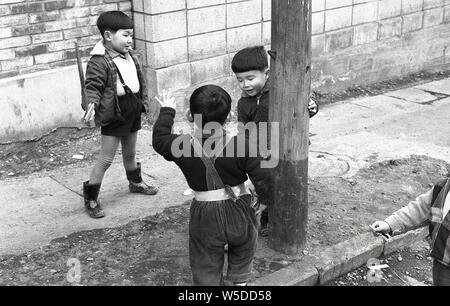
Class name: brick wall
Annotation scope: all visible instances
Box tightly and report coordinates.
[0,0,132,79]
[133,0,450,97]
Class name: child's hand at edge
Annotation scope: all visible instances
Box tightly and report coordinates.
[155,89,176,110]
[370,221,391,234]
[308,98,318,117]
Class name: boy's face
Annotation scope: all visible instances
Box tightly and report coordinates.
[235,69,269,97]
[104,29,133,54]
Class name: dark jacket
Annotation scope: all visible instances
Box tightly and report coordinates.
[237,80,318,125]
[84,40,150,127]
[152,107,273,206]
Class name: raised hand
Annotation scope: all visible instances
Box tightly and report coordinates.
[155,89,176,110]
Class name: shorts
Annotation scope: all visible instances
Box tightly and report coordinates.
[101,92,142,137]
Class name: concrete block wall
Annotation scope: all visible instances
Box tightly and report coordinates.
[132,0,272,100]
[1,0,450,141]
[133,0,450,97]
[310,0,450,91]
[0,0,133,79]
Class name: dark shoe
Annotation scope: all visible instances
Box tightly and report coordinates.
[83,181,105,218]
[126,162,158,195]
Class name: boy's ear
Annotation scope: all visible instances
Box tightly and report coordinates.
[186,109,194,122]
[104,30,112,41]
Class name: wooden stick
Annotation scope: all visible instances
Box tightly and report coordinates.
[75,41,89,118]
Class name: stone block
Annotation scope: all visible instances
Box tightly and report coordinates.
[312,34,325,56]
[423,7,444,27]
[383,227,429,255]
[147,38,188,69]
[312,0,325,12]
[0,14,27,27]
[402,12,424,33]
[0,35,31,49]
[312,11,324,34]
[0,27,12,39]
[227,0,261,28]
[188,31,226,61]
[145,11,187,42]
[446,5,450,23]
[378,17,402,39]
[133,12,145,41]
[0,49,15,61]
[402,0,424,14]
[353,2,379,25]
[354,22,378,45]
[132,0,143,12]
[325,28,353,52]
[262,21,271,45]
[315,232,384,285]
[190,55,229,85]
[227,23,261,52]
[326,0,352,10]
[423,0,443,9]
[325,6,352,31]
[133,39,147,66]
[379,0,402,19]
[34,51,65,64]
[153,63,191,93]
[188,5,225,35]
[186,0,224,9]
[251,257,319,286]
[143,0,185,14]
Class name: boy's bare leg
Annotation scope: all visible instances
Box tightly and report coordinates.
[84,135,120,218]
[121,131,138,171]
[89,135,120,184]
[122,131,158,195]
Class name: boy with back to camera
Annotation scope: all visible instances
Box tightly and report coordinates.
[82,11,158,219]
[152,85,273,286]
[231,45,319,236]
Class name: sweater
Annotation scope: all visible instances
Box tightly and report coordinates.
[385,178,450,266]
[152,107,274,206]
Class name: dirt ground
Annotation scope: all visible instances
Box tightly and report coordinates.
[0,154,448,285]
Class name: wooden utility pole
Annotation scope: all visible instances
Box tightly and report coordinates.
[268,0,311,254]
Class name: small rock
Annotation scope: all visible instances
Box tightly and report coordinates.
[50,269,58,274]
[397,256,403,262]
[87,257,94,261]
[302,250,309,255]
[7,172,14,176]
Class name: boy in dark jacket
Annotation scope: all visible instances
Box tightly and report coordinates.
[231,45,319,235]
[82,11,157,219]
[153,85,273,286]
[371,177,450,286]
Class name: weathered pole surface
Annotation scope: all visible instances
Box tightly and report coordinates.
[268,0,311,254]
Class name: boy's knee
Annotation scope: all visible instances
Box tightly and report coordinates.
[122,152,136,162]
[98,156,114,170]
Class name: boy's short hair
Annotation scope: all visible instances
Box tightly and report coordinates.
[96,11,133,38]
[231,46,268,73]
[190,85,231,126]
